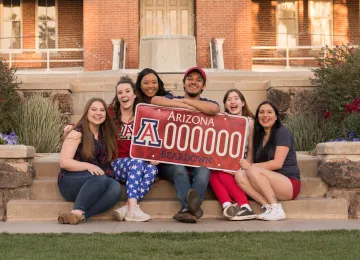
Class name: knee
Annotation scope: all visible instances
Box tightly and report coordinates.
[235,170,249,187]
[195,167,211,183]
[245,166,260,180]
[107,179,122,200]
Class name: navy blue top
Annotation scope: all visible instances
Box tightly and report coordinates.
[255,126,300,180]
[58,126,114,181]
[164,94,219,106]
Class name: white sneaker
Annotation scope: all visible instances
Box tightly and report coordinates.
[262,203,286,221]
[113,205,127,222]
[256,204,271,220]
[125,205,152,222]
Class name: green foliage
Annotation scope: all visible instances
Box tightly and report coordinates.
[14,93,66,153]
[342,113,360,137]
[0,60,21,133]
[283,114,339,151]
[311,44,360,115]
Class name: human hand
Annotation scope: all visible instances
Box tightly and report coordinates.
[149,161,160,166]
[64,124,73,134]
[87,164,105,175]
[239,159,252,170]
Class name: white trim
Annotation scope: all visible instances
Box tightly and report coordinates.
[276,0,299,49]
[0,0,23,52]
[309,0,333,47]
[35,0,58,51]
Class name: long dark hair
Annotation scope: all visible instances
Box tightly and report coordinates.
[72,98,118,162]
[110,76,138,126]
[253,101,282,162]
[223,89,254,118]
[135,68,170,103]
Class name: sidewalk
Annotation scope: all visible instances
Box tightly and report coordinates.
[1,219,360,233]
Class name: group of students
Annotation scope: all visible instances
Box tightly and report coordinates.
[57,66,301,225]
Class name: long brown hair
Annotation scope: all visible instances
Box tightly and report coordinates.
[72,97,118,162]
[110,75,138,126]
[223,89,254,118]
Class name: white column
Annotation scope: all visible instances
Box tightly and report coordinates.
[215,38,225,69]
[111,39,121,70]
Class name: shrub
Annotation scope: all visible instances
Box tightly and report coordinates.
[0,60,21,133]
[14,93,66,153]
[283,114,339,151]
[311,44,360,115]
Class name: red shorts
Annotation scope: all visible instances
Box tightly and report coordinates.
[289,178,301,199]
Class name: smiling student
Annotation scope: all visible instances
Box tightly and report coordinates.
[151,66,220,223]
[235,101,301,221]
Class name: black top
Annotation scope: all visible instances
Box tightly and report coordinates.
[255,126,300,180]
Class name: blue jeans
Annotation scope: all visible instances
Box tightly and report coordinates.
[158,164,210,210]
[58,170,122,219]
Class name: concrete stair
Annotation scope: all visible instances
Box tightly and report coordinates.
[6,153,350,221]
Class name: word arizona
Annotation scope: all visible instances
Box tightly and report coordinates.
[167,111,215,127]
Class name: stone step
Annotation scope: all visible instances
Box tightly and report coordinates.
[33,153,319,179]
[6,197,348,221]
[30,178,327,201]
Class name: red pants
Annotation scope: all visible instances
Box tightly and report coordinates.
[210,170,249,206]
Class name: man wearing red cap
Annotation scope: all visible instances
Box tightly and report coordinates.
[151,67,220,223]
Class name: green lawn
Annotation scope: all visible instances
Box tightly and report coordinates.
[1,231,359,259]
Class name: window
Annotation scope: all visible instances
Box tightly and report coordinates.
[37,0,56,49]
[0,0,21,49]
[276,1,298,48]
[309,0,333,47]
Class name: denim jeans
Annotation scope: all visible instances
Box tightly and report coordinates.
[158,164,210,209]
[58,170,122,219]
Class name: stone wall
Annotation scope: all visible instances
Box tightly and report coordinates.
[267,79,318,119]
[18,82,73,124]
[0,146,36,221]
[317,142,360,219]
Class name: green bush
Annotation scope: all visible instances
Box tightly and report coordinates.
[14,93,66,153]
[311,44,360,115]
[283,114,339,151]
[0,60,21,133]
[342,113,360,137]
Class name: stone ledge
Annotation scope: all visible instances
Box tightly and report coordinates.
[19,82,72,91]
[317,142,360,155]
[267,79,313,89]
[0,145,36,159]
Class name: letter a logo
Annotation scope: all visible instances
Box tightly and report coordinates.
[133,118,162,147]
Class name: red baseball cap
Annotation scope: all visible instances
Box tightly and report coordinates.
[183,66,207,84]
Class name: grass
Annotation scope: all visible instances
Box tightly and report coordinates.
[1,231,360,259]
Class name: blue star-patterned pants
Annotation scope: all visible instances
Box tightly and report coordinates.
[111,158,158,201]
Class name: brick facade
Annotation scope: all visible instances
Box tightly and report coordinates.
[1,0,359,71]
[252,0,360,67]
[195,0,252,70]
[83,0,139,71]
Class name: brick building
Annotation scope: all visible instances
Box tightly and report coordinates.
[0,0,359,71]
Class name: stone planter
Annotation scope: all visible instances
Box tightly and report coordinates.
[317,142,360,218]
[0,145,36,221]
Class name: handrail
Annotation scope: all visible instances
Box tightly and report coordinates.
[0,48,84,71]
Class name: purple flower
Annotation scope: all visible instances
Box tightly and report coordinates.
[0,132,19,145]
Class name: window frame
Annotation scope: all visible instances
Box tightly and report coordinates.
[35,0,58,51]
[276,0,299,50]
[0,0,23,53]
[309,0,333,47]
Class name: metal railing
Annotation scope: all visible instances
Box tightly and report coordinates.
[0,35,84,71]
[251,32,356,68]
